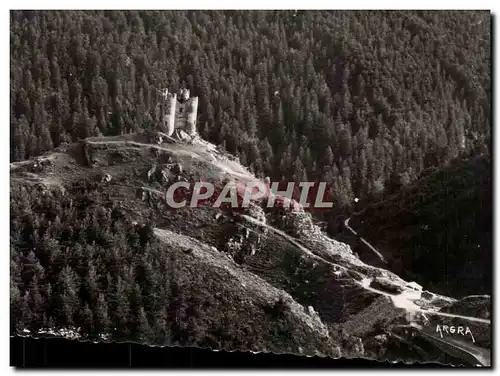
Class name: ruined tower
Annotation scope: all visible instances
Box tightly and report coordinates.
[186,95,198,136]
[163,89,177,136]
[162,88,198,137]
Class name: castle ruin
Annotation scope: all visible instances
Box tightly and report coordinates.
[162,88,198,137]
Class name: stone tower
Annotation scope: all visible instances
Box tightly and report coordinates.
[163,89,177,136]
[186,95,198,136]
[162,88,198,137]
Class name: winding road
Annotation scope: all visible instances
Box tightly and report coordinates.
[245,214,490,325]
[357,277,490,325]
[344,215,491,366]
[344,217,387,263]
[410,325,491,367]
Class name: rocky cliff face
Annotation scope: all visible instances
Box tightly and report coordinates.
[10,131,490,365]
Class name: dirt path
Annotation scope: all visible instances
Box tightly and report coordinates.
[357,278,490,325]
[344,217,387,263]
[240,214,358,277]
[417,329,490,367]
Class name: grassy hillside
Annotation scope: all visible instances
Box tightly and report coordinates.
[352,155,491,297]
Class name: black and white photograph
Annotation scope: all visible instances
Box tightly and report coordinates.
[8,8,492,368]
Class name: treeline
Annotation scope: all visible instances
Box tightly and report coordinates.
[10,10,491,209]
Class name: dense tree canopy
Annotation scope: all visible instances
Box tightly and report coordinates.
[10,10,491,211]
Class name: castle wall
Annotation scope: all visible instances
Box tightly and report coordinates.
[173,98,198,135]
[174,102,188,130]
